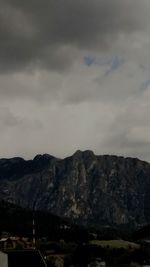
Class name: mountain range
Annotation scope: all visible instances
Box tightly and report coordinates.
[0,150,150,226]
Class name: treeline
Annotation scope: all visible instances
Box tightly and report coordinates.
[0,200,93,242]
[0,200,65,237]
[0,199,140,241]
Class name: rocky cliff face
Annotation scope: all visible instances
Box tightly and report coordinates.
[0,150,150,226]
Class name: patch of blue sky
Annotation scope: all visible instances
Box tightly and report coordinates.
[104,55,125,77]
[84,55,112,67]
[84,55,124,76]
[140,79,150,91]
[84,56,96,66]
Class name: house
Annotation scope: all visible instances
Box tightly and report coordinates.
[87,257,106,267]
[0,238,14,249]
[0,236,31,250]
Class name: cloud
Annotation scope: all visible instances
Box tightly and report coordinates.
[100,91,150,161]
[140,79,150,92]
[0,0,149,73]
[0,107,42,130]
[0,0,150,161]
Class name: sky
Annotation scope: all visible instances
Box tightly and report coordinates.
[1,0,150,161]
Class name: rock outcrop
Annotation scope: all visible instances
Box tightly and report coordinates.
[0,151,150,226]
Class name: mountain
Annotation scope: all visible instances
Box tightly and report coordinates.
[0,150,150,226]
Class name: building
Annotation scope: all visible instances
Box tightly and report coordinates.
[0,237,33,250]
[0,251,8,267]
[0,250,48,267]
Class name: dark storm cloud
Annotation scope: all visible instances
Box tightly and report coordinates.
[0,0,148,73]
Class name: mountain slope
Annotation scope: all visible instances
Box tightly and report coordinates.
[0,200,69,238]
[0,151,150,226]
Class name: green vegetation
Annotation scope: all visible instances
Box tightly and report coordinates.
[89,240,140,249]
[0,200,150,267]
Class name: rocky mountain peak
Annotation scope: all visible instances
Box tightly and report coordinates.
[72,150,95,160]
[33,153,56,162]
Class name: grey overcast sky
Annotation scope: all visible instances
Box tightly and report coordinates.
[1,0,150,161]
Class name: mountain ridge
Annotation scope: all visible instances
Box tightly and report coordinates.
[0,150,150,226]
[1,150,148,163]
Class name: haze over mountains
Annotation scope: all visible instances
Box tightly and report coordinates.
[0,150,150,227]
